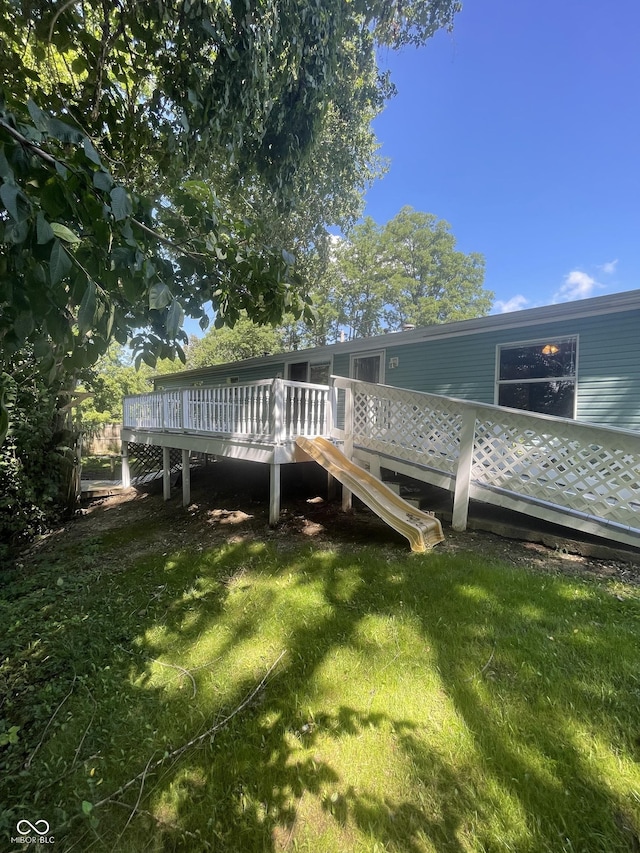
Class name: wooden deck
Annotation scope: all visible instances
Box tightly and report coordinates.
[122,376,640,549]
[122,379,330,523]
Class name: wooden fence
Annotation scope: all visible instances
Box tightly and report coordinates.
[83,423,122,455]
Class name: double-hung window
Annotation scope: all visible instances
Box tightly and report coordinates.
[496,336,578,418]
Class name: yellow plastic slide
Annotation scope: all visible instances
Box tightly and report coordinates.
[295,436,444,553]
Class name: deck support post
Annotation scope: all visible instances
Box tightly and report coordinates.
[121,441,131,488]
[327,472,338,501]
[269,462,281,526]
[162,447,171,500]
[368,454,381,481]
[452,407,477,531]
[341,385,354,511]
[182,449,191,507]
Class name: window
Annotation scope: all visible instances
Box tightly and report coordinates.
[496,337,577,418]
[350,352,384,384]
[309,362,330,385]
[288,361,308,382]
[287,360,331,384]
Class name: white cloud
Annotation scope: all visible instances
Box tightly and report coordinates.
[599,259,618,275]
[493,295,529,314]
[553,270,600,303]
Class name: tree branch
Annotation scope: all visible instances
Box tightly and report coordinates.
[0,117,207,264]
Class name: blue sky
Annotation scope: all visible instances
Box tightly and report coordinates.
[367,0,640,313]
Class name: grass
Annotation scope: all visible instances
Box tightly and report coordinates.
[1,515,639,852]
[80,455,121,480]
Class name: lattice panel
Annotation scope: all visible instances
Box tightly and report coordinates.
[127,444,181,481]
[352,385,463,476]
[473,413,640,528]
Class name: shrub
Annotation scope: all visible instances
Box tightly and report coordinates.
[0,353,75,558]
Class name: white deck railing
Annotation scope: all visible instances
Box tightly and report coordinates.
[123,375,640,547]
[334,376,640,548]
[123,379,331,442]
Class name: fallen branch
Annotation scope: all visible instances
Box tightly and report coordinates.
[116,752,156,843]
[72,683,97,767]
[92,650,286,811]
[464,642,496,682]
[25,675,77,769]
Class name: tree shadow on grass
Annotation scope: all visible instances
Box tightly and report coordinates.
[5,541,639,852]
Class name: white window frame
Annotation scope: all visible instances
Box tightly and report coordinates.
[494,335,579,418]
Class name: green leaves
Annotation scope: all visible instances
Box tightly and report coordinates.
[166,299,184,338]
[0,0,462,388]
[36,211,54,244]
[51,223,81,244]
[149,282,172,310]
[49,240,73,285]
[110,187,132,221]
[83,137,101,165]
[77,281,97,336]
[0,182,29,223]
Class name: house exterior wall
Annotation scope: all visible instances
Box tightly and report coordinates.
[154,360,286,390]
[150,296,640,432]
[378,311,640,432]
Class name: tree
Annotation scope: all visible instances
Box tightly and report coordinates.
[381,207,492,329]
[75,344,185,428]
[0,0,462,392]
[334,219,388,339]
[186,316,285,369]
[0,348,73,553]
[304,208,493,342]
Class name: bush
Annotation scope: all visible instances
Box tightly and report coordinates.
[0,354,75,557]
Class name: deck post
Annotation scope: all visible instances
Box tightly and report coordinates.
[182,389,190,430]
[369,454,381,480]
[325,381,338,500]
[272,378,285,444]
[269,462,281,526]
[162,446,171,500]
[182,449,191,507]
[342,383,354,511]
[121,440,131,488]
[452,406,477,531]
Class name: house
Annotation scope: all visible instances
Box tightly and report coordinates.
[153,289,640,432]
[122,289,640,550]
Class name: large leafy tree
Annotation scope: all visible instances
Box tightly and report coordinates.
[299,207,492,343]
[0,0,461,395]
[186,315,286,369]
[381,207,492,328]
[333,218,388,339]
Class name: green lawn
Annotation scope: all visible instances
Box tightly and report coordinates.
[80,455,121,480]
[1,519,639,852]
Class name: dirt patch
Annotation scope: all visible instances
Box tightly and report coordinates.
[23,459,640,588]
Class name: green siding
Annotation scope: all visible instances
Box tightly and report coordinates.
[155,361,285,389]
[332,353,351,378]
[379,310,640,432]
[151,303,640,432]
[331,310,640,432]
